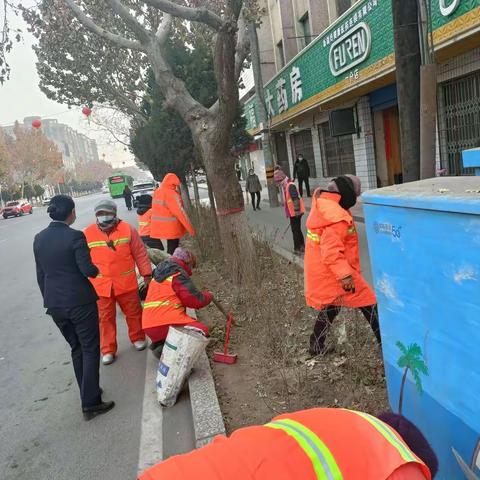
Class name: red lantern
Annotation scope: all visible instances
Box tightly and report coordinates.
[32,119,41,129]
[82,106,92,117]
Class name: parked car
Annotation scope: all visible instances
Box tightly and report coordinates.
[2,200,33,219]
[132,181,156,207]
[42,197,51,206]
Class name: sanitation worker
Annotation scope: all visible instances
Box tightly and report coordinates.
[150,173,195,255]
[305,175,380,356]
[142,247,212,357]
[274,166,305,254]
[84,199,152,365]
[136,194,164,251]
[138,408,438,480]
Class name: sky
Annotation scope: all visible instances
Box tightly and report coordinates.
[0,5,135,169]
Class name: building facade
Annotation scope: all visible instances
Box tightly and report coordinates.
[242,0,480,190]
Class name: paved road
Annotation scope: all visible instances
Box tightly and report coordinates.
[0,194,193,480]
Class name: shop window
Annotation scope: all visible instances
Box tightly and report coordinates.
[438,71,480,175]
[299,13,311,49]
[319,122,356,177]
[276,40,285,69]
[336,0,352,17]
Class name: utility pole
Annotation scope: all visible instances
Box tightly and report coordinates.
[392,0,422,182]
[418,0,437,179]
[248,21,279,208]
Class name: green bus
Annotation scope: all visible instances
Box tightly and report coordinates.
[107,173,134,198]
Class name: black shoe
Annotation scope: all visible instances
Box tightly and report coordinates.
[257,206,261,210]
[83,401,115,421]
[253,207,256,211]
[149,341,165,359]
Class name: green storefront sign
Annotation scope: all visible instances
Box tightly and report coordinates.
[244,0,480,131]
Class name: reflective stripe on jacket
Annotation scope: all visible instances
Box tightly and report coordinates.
[284,181,305,218]
[138,408,431,480]
[142,272,193,329]
[84,221,138,297]
[150,173,195,240]
[304,190,376,309]
[138,210,151,237]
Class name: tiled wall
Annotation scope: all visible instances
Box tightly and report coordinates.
[353,96,377,190]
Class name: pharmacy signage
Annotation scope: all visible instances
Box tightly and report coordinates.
[329,22,372,76]
[244,0,480,131]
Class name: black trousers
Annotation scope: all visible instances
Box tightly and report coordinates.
[141,236,164,251]
[310,304,381,354]
[250,192,261,209]
[167,238,180,255]
[298,177,311,197]
[290,215,305,252]
[48,302,101,408]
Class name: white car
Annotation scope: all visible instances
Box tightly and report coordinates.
[132,181,156,206]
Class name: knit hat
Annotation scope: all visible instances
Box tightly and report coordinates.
[172,247,197,269]
[378,412,438,478]
[273,167,287,184]
[94,199,117,215]
[47,195,75,221]
[327,175,360,210]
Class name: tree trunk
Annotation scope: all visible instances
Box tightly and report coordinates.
[248,21,279,208]
[179,176,192,211]
[398,367,409,414]
[392,0,421,182]
[206,178,216,212]
[191,165,200,205]
[201,142,255,283]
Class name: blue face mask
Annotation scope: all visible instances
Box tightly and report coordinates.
[97,215,116,227]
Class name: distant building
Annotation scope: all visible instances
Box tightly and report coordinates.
[2,117,99,171]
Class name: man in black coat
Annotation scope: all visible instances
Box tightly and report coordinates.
[33,195,115,421]
[293,154,311,197]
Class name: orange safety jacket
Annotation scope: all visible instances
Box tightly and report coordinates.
[138,210,151,237]
[285,181,305,218]
[304,190,376,309]
[142,273,193,330]
[84,221,138,297]
[150,173,195,240]
[138,408,431,480]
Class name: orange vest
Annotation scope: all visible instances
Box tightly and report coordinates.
[84,221,138,297]
[138,210,151,237]
[285,181,305,217]
[304,191,376,309]
[142,273,192,329]
[139,408,431,480]
[151,187,187,240]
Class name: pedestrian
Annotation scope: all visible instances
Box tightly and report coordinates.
[293,154,311,197]
[143,247,213,358]
[84,199,152,365]
[274,166,305,254]
[151,173,195,255]
[123,184,133,211]
[138,407,437,480]
[245,168,262,211]
[305,175,381,356]
[136,194,164,251]
[236,164,242,181]
[33,195,115,421]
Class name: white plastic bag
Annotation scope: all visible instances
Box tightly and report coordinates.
[156,326,209,407]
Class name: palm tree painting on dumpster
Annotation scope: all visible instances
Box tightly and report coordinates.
[396,341,428,415]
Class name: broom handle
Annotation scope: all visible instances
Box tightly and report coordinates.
[224,314,233,355]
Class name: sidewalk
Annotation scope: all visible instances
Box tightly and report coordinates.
[239,179,365,223]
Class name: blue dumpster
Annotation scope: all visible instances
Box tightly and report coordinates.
[363,177,480,479]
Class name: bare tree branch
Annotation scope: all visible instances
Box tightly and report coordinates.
[63,0,145,51]
[155,13,172,45]
[142,0,224,31]
[105,0,151,44]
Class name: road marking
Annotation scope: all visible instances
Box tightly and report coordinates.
[137,351,163,475]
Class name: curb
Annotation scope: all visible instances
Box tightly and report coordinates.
[186,309,226,448]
